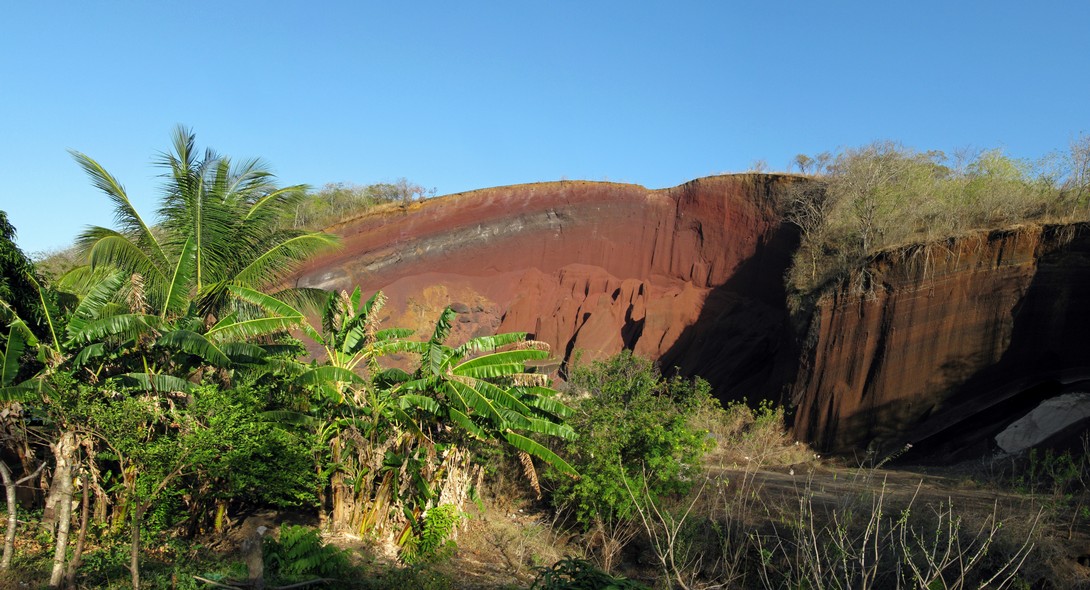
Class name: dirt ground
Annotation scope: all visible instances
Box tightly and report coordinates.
[415,460,1090,589]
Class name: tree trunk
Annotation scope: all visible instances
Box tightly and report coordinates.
[130,500,145,590]
[65,472,90,588]
[0,459,16,570]
[48,430,78,588]
[1,460,45,570]
[242,521,268,590]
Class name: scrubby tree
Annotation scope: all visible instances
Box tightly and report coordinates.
[1066,132,1090,207]
[551,352,713,528]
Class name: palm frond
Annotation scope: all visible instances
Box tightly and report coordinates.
[471,379,534,416]
[373,367,413,388]
[397,394,440,415]
[204,316,303,343]
[455,332,529,356]
[429,308,457,344]
[53,264,111,299]
[226,284,304,317]
[70,150,169,270]
[453,350,550,379]
[0,382,37,403]
[65,271,126,339]
[67,313,160,346]
[296,365,365,388]
[273,287,332,317]
[520,389,575,419]
[246,184,309,220]
[448,407,487,440]
[231,233,340,288]
[0,321,29,386]
[372,339,424,357]
[447,380,504,427]
[23,273,59,351]
[218,342,268,364]
[71,343,106,367]
[85,233,168,298]
[518,416,576,440]
[162,236,196,319]
[374,328,414,341]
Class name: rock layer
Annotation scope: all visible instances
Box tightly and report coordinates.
[790,224,1090,458]
[295,175,801,397]
[294,176,1090,459]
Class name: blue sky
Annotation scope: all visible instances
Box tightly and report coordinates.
[2,1,1088,254]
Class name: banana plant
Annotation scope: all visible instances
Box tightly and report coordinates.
[386,306,577,476]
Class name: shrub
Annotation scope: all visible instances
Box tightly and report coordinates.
[400,504,463,565]
[550,352,716,527]
[530,556,649,590]
[264,524,352,579]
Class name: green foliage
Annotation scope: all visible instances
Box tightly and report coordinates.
[185,382,319,511]
[69,125,338,321]
[530,556,649,590]
[0,211,52,338]
[287,179,435,230]
[400,503,463,564]
[783,140,1087,294]
[1015,444,1090,498]
[551,351,715,527]
[363,564,455,590]
[265,524,352,579]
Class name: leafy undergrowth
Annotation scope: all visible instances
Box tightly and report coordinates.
[4,364,1085,589]
[7,452,1086,589]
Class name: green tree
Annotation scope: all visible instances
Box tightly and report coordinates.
[0,211,58,347]
[68,125,338,321]
[551,351,713,528]
[0,129,335,588]
[242,287,576,542]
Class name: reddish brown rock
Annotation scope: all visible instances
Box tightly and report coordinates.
[294,175,801,395]
[294,174,1090,459]
[791,224,1090,458]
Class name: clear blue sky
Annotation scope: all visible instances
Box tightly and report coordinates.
[3,1,1088,255]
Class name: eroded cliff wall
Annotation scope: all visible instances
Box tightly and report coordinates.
[295,175,801,397]
[294,175,1090,459]
[791,224,1090,457]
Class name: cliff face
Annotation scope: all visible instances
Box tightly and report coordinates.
[295,175,801,397]
[790,224,1090,457]
[294,175,1090,458]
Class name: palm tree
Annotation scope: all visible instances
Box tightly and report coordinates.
[1,128,338,588]
[68,125,337,322]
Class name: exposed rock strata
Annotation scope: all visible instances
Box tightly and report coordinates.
[295,176,1090,459]
[295,176,801,398]
[791,224,1090,458]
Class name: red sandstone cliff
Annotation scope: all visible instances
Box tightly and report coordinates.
[295,176,1090,458]
[295,175,801,397]
[790,224,1090,458]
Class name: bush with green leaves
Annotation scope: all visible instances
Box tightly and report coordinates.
[399,503,463,565]
[550,351,716,527]
[264,524,352,579]
[783,140,1083,294]
[530,556,649,590]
